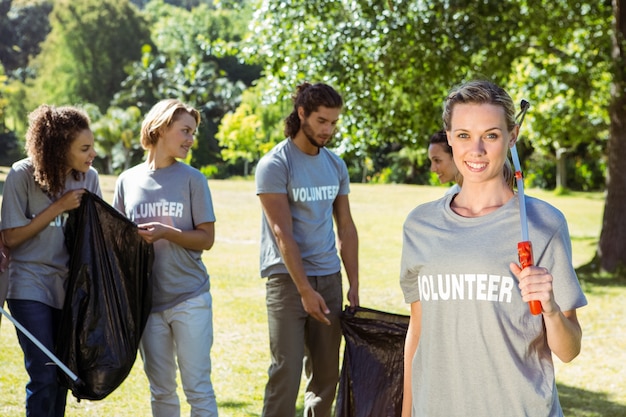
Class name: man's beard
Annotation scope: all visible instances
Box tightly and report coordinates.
[302,118,329,149]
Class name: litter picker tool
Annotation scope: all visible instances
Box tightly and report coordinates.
[0,305,81,383]
[510,99,542,315]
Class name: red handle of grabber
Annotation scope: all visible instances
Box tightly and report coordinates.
[517,241,542,315]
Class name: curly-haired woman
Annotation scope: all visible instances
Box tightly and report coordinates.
[1,104,101,416]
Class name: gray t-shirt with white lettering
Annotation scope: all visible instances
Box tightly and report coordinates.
[113,161,215,312]
[255,138,349,277]
[1,158,101,309]
[400,193,587,417]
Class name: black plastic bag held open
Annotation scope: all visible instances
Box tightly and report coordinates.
[335,306,410,417]
[57,191,153,400]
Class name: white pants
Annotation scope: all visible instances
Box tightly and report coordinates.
[140,291,218,417]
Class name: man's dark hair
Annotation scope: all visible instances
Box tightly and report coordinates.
[284,82,343,138]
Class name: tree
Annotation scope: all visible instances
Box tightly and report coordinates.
[28,0,151,111]
[216,103,263,176]
[244,0,613,188]
[0,0,52,77]
[245,0,531,180]
[0,0,51,160]
[597,0,626,272]
[216,80,289,175]
[91,105,144,174]
[115,0,259,169]
[508,0,612,191]
[0,70,23,165]
[112,45,169,115]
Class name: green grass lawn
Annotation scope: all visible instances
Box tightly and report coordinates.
[1,170,624,416]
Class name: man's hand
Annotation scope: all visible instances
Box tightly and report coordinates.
[300,288,331,325]
[347,285,359,308]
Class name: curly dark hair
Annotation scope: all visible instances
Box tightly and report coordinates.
[284,82,343,138]
[25,104,91,197]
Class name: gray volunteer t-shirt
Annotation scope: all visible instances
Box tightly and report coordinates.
[113,161,215,312]
[255,138,350,278]
[400,193,587,417]
[1,158,102,309]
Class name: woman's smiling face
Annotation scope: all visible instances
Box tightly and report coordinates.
[447,103,516,185]
[160,112,197,160]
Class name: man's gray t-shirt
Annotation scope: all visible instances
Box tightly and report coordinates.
[113,161,215,312]
[255,138,350,277]
[1,158,102,309]
[400,193,587,417]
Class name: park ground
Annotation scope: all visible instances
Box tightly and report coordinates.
[1,168,624,416]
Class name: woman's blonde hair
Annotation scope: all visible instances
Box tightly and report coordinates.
[443,80,516,132]
[140,99,201,149]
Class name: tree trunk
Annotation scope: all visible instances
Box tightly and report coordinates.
[597,0,626,272]
[101,154,113,175]
[555,148,567,189]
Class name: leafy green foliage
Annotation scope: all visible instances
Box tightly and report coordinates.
[244,0,610,187]
[90,105,144,174]
[508,0,612,189]
[27,0,151,111]
[114,0,261,170]
[0,130,21,166]
[0,0,617,192]
[216,79,290,175]
[246,1,524,174]
[0,0,52,76]
[0,66,29,155]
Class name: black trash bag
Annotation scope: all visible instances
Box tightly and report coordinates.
[335,306,410,417]
[57,190,153,400]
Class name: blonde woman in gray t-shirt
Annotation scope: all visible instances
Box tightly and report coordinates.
[114,99,217,417]
[401,81,586,417]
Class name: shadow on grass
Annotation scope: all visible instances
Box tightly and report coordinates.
[219,400,260,416]
[221,389,626,417]
[576,258,626,287]
[559,383,626,417]
[216,402,304,416]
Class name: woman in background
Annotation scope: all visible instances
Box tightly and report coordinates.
[428,130,461,194]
